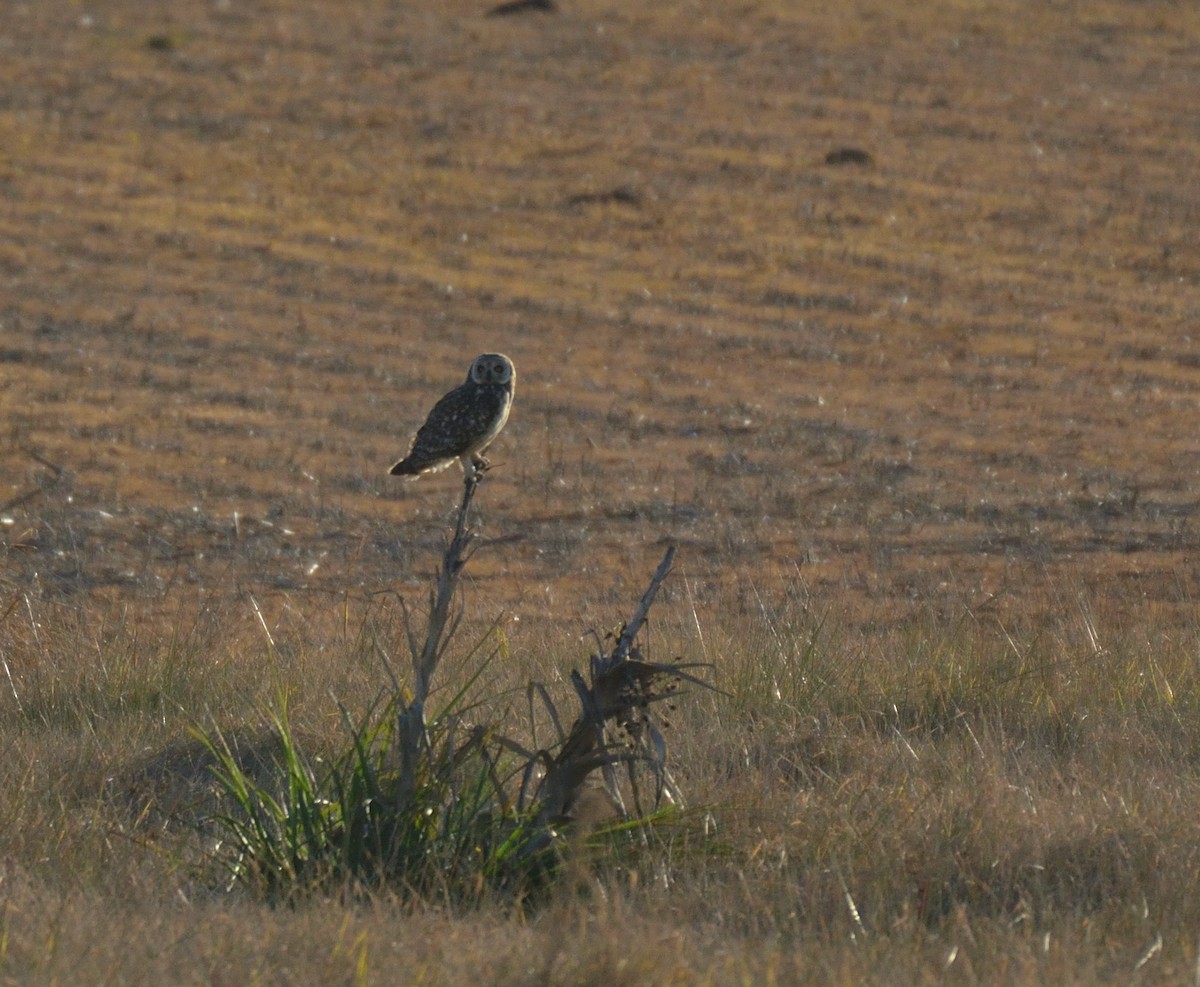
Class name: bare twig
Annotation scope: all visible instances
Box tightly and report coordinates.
[0,448,67,514]
[531,543,716,830]
[395,467,484,807]
[414,469,481,701]
[607,543,676,669]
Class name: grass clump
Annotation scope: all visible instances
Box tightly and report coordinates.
[199,470,712,902]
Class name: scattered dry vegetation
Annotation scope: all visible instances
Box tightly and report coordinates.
[3,0,1200,982]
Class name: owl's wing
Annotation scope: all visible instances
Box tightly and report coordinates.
[389,384,477,475]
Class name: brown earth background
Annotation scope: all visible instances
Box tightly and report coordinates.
[3,0,1200,654]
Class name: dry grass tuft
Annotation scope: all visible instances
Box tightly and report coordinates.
[194,474,711,904]
[5,555,1200,981]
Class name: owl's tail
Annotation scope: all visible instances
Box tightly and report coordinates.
[388,458,419,476]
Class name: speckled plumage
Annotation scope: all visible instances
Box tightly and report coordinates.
[388,353,515,479]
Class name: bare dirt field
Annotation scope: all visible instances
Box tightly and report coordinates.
[3,0,1200,982]
[4,0,1199,632]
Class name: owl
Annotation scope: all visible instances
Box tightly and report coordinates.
[388,353,515,480]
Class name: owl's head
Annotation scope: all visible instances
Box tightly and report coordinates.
[469,353,515,386]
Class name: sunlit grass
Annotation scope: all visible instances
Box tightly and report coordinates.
[4,568,1200,982]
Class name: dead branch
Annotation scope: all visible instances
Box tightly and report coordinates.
[395,466,484,807]
[531,543,716,829]
[0,448,67,514]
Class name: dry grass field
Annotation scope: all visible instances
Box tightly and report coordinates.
[3,0,1200,982]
